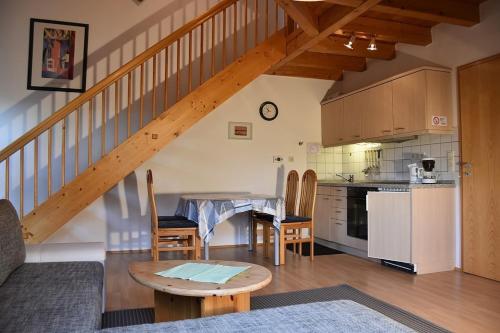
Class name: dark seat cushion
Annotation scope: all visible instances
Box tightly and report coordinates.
[0,199,26,286]
[282,215,311,223]
[254,212,311,223]
[158,216,198,229]
[0,261,103,333]
[253,212,274,222]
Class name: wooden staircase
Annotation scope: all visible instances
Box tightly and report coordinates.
[0,0,286,243]
[1,0,484,243]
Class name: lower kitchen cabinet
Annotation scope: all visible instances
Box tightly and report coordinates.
[367,188,455,274]
[315,186,349,246]
[314,194,331,240]
[330,219,346,244]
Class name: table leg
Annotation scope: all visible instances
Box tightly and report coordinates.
[274,228,280,266]
[154,290,250,322]
[248,211,253,251]
[204,240,209,260]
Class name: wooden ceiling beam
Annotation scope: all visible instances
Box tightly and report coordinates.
[267,65,344,81]
[320,0,480,26]
[271,0,382,70]
[307,34,395,60]
[278,0,320,36]
[288,52,366,72]
[341,16,432,45]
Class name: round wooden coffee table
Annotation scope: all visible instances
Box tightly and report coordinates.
[129,260,272,322]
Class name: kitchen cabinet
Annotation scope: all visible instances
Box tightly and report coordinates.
[362,82,394,139]
[393,70,453,134]
[314,186,348,246]
[314,194,331,241]
[321,99,344,146]
[321,67,453,147]
[367,188,455,274]
[392,71,427,134]
[343,92,364,141]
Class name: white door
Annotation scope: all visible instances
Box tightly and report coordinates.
[367,192,412,263]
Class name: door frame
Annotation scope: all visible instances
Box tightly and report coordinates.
[457,53,500,272]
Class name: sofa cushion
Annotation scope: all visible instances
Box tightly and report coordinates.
[101,300,414,333]
[0,199,26,286]
[0,261,103,333]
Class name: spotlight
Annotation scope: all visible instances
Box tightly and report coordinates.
[344,34,356,50]
[367,37,377,51]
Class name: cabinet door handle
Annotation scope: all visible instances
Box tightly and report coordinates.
[353,135,360,138]
[394,127,405,130]
[335,222,343,226]
[336,210,342,213]
[382,130,392,133]
[335,199,342,202]
[323,197,329,200]
[338,138,343,141]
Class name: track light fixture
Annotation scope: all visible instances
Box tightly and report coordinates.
[367,37,377,51]
[344,34,356,50]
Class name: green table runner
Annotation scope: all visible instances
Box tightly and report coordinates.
[156,263,250,284]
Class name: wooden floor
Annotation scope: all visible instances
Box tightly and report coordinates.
[106,246,500,333]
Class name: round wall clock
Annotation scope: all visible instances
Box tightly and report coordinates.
[259,101,279,121]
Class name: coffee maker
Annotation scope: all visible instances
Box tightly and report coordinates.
[421,158,437,184]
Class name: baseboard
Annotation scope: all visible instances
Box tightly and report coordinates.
[106,243,251,254]
[314,238,373,261]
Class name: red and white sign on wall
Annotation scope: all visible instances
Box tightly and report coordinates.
[432,116,448,127]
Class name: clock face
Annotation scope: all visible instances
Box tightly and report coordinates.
[259,101,278,121]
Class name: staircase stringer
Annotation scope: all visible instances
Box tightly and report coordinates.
[22,32,286,244]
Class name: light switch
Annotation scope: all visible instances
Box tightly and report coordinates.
[288,156,294,162]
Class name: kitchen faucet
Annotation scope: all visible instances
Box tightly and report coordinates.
[336,173,354,183]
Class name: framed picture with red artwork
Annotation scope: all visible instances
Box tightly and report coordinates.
[27,18,89,92]
[228,122,253,140]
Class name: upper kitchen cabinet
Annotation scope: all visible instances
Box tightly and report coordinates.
[393,69,453,135]
[343,91,365,141]
[321,99,344,146]
[362,82,393,139]
[392,71,427,134]
[321,67,453,147]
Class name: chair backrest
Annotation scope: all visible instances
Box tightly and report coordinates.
[146,170,158,231]
[284,170,299,216]
[298,169,318,218]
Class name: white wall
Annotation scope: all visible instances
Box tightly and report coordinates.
[46,75,332,250]
[0,0,222,148]
[322,0,500,267]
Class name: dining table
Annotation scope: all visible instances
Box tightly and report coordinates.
[175,193,285,266]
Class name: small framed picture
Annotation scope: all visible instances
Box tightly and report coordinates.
[228,122,252,140]
[27,18,89,92]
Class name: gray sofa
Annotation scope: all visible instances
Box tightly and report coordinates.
[0,199,103,333]
[0,199,413,333]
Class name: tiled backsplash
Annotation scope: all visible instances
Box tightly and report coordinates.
[307,133,460,182]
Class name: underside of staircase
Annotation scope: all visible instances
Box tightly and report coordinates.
[0,0,483,243]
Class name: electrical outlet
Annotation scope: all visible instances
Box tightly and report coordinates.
[288,156,294,162]
[273,156,283,163]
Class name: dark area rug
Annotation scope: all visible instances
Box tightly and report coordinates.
[102,284,449,332]
[285,242,343,256]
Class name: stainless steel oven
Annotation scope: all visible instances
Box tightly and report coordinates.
[347,187,378,240]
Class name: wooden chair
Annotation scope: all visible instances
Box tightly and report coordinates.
[252,170,299,257]
[278,169,317,265]
[147,170,201,261]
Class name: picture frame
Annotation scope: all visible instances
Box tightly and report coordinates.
[228,122,252,140]
[27,18,89,93]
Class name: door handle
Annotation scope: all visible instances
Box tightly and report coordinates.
[462,162,472,176]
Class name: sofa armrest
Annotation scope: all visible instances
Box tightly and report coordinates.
[25,242,105,263]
